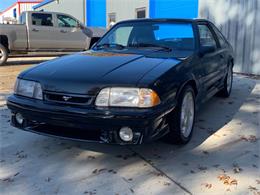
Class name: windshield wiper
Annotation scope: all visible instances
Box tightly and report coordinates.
[129,43,172,52]
[95,43,125,50]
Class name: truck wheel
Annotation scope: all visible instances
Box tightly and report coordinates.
[0,44,8,66]
[167,85,195,144]
[219,64,233,98]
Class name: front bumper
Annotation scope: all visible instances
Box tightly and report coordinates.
[7,95,176,144]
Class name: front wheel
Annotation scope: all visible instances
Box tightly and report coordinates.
[0,44,8,66]
[167,85,195,144]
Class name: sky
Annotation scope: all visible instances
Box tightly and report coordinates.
[0,0,18,12]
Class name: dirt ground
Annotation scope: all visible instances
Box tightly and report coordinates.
[0,56,259,195]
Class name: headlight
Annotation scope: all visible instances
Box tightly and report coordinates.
[95,87,160,108]
[14,78,43,100]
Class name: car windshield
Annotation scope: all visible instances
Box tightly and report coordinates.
[96,21,195,58]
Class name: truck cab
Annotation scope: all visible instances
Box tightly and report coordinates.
[0,11,106,65]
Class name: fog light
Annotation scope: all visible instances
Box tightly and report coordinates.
[119,127,133,142]
[15,113,24,125]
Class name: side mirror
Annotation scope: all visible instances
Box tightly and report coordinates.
[77,22,84,30]
[199,45,216,56]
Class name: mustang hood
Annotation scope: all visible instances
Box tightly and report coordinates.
[21,50,181,94]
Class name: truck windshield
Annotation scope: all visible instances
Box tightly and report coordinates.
[96,21,195,57]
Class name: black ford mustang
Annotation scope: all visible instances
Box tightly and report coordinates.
[7,19,234,145]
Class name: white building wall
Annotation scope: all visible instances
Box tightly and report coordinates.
[0,4,18,24]
[199,0,260,75]
[0,3,38,24]
[20,3,39,14]
[106,0,149,25]
[34,0,86,24]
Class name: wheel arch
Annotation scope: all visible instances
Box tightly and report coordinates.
[176,79,198,102]
[0,35,9,52]
[229,56,234,68]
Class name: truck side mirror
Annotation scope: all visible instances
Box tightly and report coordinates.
[77,22,84,30]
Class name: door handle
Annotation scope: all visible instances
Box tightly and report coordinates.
[32,28,39,32]
[60,30,67,33]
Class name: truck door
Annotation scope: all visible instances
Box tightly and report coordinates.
[54,14,88,50]
[28,13,57,49]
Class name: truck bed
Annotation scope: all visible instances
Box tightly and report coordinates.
[0,24,28,50]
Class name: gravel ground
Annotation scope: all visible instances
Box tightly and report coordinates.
[0,57,259,195]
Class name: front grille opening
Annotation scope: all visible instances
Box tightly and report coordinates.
[44,92,93,105]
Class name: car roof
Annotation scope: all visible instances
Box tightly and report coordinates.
[117,18,210,24]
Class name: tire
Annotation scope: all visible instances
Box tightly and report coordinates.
[167,85,196,144]
[219,64,233,98]
[0,44,8,66]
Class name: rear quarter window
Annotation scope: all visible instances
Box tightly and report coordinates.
[211,25,228,48]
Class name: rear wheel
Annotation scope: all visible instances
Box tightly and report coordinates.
[167,85,195,144]
[219,64,233,97]
[0,44,8,66]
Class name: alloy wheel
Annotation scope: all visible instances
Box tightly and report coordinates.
[180,91,195,138]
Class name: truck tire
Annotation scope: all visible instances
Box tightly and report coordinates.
[0,44,8,66]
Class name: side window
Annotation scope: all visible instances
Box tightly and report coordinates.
[57,14,78,28]
[198,24,217,48]
[102,26,133,46]
[136,8,146,19]
[32,13,53,26]
[212,25,227,48]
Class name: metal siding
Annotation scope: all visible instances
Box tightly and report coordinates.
[20,3,39,13]
[106,0,149,25]
[199,0,260,75]
[0,4,19,23]
[149,0,198,19]
[33,0,55,9]
[0,3,18,20]
[34,0,85,23]
[87,0,106,27]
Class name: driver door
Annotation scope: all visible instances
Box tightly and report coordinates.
[197,23,224,97]
[54,14,88,50]
[28,13,57,49]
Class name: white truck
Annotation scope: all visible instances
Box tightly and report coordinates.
[0,11,106,65]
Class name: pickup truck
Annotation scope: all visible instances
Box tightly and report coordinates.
[0,11,106,65]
